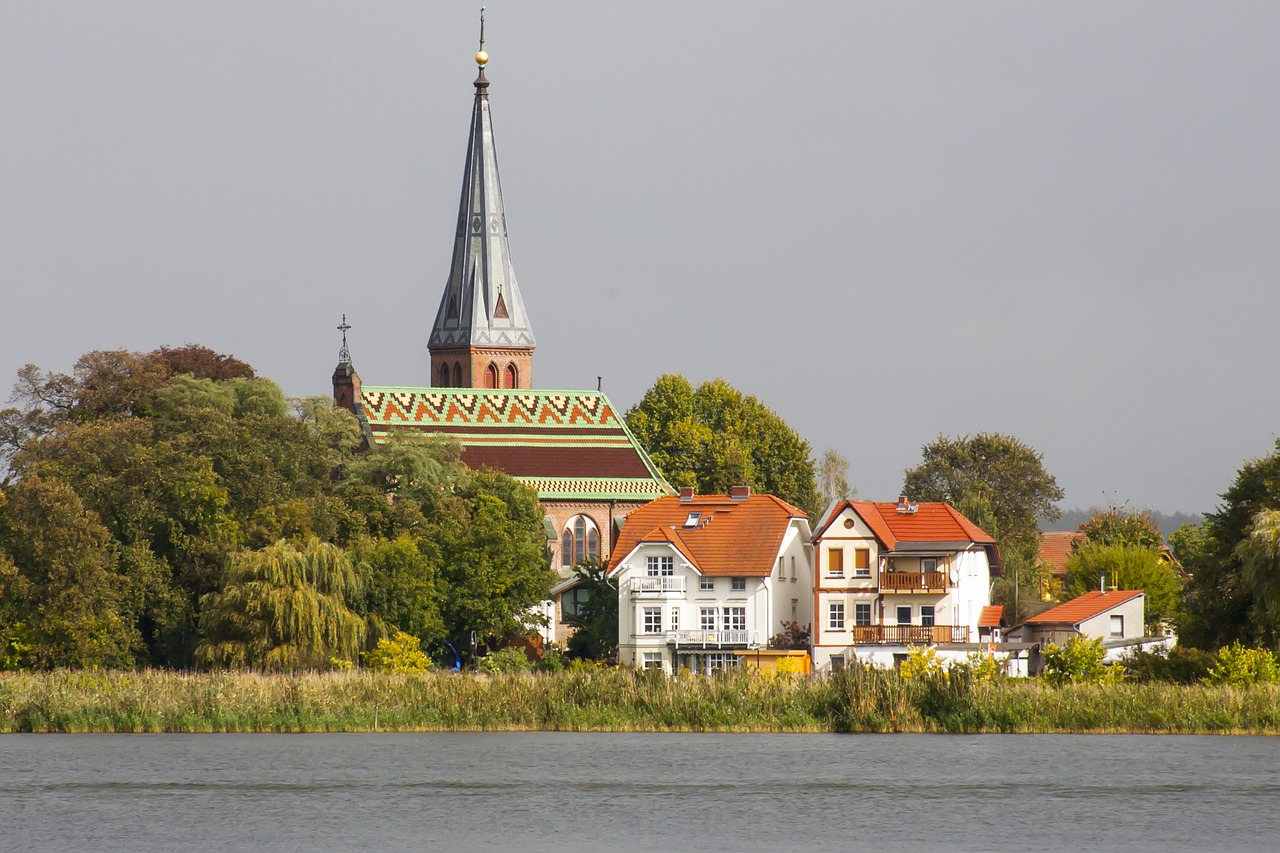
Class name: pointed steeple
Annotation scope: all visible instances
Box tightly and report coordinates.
[429,11,535,390]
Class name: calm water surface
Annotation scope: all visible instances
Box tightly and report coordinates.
[1,733,1278,852]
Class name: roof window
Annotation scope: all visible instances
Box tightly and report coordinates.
[684,512,702,528]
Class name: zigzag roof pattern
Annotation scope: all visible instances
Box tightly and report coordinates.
[354,387,674,502]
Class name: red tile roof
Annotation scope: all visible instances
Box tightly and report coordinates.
[607,493,807,577]
[1024,590,1144,625]
[978,605,1007,629]
[816,500,995,549]
[1038,530,1085,578]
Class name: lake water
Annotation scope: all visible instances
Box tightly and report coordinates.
[1,733,1278,852]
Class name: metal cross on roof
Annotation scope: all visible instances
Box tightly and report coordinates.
[337,314,352,365]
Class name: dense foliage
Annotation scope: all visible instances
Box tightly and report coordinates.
[0,348,554,671]
[625,374,821,517]
[903,432,1064,564]
[1177,439,1280,649]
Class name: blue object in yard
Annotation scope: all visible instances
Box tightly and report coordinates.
[444,641,462,672]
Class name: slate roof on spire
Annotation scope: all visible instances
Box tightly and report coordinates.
[429,50,535,352]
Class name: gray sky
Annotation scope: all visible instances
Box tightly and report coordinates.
[4,2,1279,515]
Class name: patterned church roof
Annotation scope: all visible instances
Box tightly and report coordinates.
[355,387,674,502]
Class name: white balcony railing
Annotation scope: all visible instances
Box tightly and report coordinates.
[630,576,686,595]
[667,629,754,647]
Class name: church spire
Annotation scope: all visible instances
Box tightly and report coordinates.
[429,11,535,390]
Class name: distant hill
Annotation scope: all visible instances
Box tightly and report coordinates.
[1041,507,1205,540]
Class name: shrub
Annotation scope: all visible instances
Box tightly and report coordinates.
[537,647,566,673]
[1042,636,1115,686]
[362,631,432,674]
[899,645,944,680]
[964,650,1005,681]
[1203,643,1280,687]
[478,646,533,674]
[1123,646,1214,684]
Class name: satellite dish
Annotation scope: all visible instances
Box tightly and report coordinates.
[949,567,959,584]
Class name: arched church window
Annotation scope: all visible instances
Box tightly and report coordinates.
[504,363,517,389]
[452,362,462,387]
[485,362,499,389]
[439,363,451,387]
[561,515,601,567]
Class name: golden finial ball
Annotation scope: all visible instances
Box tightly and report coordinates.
[475,50,489,66]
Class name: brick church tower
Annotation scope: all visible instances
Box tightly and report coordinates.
[428,22,535,389]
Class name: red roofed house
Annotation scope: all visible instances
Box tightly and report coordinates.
[1037,530,1085,600]
[1017,590,1146,649]
[809,498,1000,672]
[607,488,814,673]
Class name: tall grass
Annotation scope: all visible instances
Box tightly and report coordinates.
[3,668,1280,734]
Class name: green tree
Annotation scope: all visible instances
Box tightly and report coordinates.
[150,344,256,380]
[902,432,1064,562]
[196,540,365,671]
[1237,509,1280,634]
[1063,543,1182,630]
[0,476,135,668]
[1179,439,1280,649]
[625,374,821,516]
[1078,506,1164,550]
[428,469,554,656]
[350,535,444,646]
[1041,636,1114,686]
[563,560,619,662]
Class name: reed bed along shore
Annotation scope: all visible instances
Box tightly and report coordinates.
[3,667,1280,734]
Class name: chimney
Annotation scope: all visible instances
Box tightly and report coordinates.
[896,495,909,513]
[679,487,695,502]
[730,485,751,501]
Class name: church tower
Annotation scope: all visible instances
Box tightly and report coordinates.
[428,16,535,389]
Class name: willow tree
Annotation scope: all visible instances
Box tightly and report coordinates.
[1238,509,1280,635]
[196,540,365,671]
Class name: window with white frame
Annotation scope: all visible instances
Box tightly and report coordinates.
[700,607,717,631]
[829,601,845,630]
[699,576,715,592]
[723,607,746,632]
[790,556,796,580]
[641,652,663,671]
[921,605,935,627]
[896,605,912,625]
[854,548,871,577]
[777,556,784,578]
[830,654,846,672]
[921,557,938,574]
[643,607,662,634]
[731,577,746,592]
[707,652,737,673]
[1110,614,1124,636]
[646,555,674,576]
[670,607,680,631]
[854,601,871,626]
[561,515,600,567]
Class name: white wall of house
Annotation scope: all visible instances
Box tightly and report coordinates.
[1078,596,1145,642]
[614,542,766,672]
[811,543,993,674]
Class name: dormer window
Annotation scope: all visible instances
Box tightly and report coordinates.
[684,512,702,528]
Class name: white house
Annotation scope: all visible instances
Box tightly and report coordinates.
[1013,589,1172,669]
[810,498,1000,672]
[607,487,814,673]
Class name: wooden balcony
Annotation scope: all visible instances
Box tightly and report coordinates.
[879,572,949,593]
[847,625,970,644]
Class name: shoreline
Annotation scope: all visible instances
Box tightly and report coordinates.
[3,668,1279,735]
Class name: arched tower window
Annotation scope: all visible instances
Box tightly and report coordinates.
[484,362,499,389]
[561,515,601,567]
[452,362,462,387]
[504,363,518,389]
[438,362,451,387]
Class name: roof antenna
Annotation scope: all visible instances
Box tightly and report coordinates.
[597,376,602,392]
